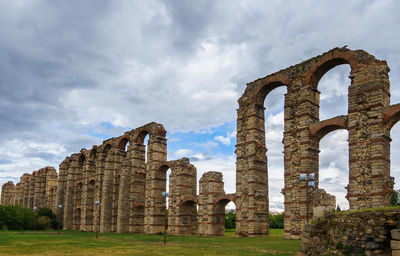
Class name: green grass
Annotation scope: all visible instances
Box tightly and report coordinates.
[0,229,300,256]
[332,205,400,215]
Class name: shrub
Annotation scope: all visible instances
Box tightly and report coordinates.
[225,210,236,229]
[0,205,34,230]
[37,208,58,229]
[36,216,52,230]
[269,213,284,229]
[391,190,400,206]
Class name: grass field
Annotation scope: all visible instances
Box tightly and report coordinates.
[0,229,300,256]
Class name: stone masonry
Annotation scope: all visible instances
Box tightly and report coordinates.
[1,167,57,211]
[236,46,397,238]
[1,47,400,239]
[301,207,400,255]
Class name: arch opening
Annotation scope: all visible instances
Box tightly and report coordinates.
[264,86,287,214]
[318,64,351,120]
[175,199,198,235]
[118,137,130,152]
[212,199,236,236]
[318,129,349,210]
[391,123,400,193]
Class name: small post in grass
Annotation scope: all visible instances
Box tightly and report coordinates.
[57,205,63,235]
[161,192,169,246]
[94,201,101,239]
[33,206,38,232]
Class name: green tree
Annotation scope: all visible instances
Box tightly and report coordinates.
[225,210,236,229]
[37,208,58,229]
[0,205,34,230]
[269,213,284,229]
[37,216,52,230]
[390,190,400,206]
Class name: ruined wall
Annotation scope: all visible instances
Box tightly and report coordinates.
[197,171,235,236]
[237,47,395,238]
[301,207,400,256]
[168,158,197,236]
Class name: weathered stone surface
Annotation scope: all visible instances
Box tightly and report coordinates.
[237,46,395,238]
[392,229,400,241]
[392,241,400,250]
[301,208,400,255]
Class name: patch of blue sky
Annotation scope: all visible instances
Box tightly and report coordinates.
[167,121,236,158]
[83,121,124,141]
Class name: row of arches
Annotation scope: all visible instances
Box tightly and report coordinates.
[236,47,397,239]
[0,167,58,211]
[56,122,168,233]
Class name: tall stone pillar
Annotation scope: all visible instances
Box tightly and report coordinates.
[144,134,168,234]
[56,160,68,226]
[100,148,115,233]
[93,150,107,234]
[235,100,269,237]
[24,176,31,208]
[129,143,146,233]
[20,174,30,207]
[347,60,392,209]
[81,151,96,231]
[111,149,124,232]
[286,85,320,239]
[117,160,130,233]
[45,167,58,211]
[28,172,36,209]
[64,155,78,230]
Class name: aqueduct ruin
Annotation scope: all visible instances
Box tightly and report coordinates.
[1,47,399,239]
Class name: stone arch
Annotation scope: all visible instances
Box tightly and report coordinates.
[171,198,198,236]
[310,116,349,209]
[304,50,358,88]
[382,104,400,200]
[250,75,290,106]
[133,122,167,144]
[310,116,348,141]
[383,103,400,131]
[213,194,236,206]
[180,197,198,206]
[117,136,130,151]
[102,143,112,154]
[89,147,97,161]
[211,196,236,236]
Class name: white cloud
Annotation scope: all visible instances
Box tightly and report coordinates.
[214,130,236,145]
[175,148,192,157]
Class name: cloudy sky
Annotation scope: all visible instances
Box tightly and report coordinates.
[1,0,400,212]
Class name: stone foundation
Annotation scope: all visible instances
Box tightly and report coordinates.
[301,207,400,255]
